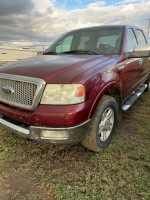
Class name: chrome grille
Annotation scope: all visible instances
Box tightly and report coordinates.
[0,78,37,106]
[0,73,46,110]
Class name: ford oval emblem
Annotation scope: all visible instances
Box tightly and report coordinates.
[2,86,14,94]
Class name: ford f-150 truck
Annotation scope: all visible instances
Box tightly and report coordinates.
[0,25,150,152]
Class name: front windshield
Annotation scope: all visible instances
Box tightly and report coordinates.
[45,27,123,55]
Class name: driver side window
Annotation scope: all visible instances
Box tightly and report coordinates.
[126,29,137,52]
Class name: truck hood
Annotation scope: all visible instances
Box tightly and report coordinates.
[0,54,112,83]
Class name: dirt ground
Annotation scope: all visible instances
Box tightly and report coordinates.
[0,159,55,200]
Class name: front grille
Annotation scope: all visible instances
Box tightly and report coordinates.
[0,78,37,106]
[0,73,46,110]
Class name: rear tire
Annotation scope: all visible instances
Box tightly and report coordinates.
[82,95,118,152]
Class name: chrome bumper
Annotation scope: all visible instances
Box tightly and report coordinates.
[0,117,90,145]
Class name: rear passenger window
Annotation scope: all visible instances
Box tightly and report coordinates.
[135,29,146,44]
[126,29,137,52]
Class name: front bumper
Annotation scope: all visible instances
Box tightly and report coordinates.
[0,101,93,127]
[0,116,90,145]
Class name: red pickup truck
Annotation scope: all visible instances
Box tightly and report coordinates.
[0,25,150,152]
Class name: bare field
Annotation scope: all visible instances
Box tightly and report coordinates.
[0,92,150,200]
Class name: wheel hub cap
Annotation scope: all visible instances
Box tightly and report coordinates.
[99,107,114,141]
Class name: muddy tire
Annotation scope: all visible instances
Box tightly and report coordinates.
[82,95,118,152]
[145,76,150,92]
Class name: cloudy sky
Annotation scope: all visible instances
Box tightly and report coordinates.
[0,0,150,49]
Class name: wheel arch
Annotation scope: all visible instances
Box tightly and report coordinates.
[88,82,122,121]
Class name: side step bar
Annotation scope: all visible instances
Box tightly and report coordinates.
[122,84,147,111]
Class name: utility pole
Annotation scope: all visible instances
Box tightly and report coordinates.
[147,19,150,39]
[29,15,33,49]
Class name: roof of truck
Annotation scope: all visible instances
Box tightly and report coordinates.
[68,25,142,32]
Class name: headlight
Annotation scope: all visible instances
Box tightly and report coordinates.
[40,84,85,105]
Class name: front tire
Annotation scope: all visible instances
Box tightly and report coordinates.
[82,95,118,152]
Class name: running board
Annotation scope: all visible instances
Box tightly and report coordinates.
[122,84,147,111]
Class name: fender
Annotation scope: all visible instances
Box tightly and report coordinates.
[88,81,122,119]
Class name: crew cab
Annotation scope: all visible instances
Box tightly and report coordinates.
[0,25,150,152]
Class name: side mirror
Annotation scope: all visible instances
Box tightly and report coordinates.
[126,44,150,59]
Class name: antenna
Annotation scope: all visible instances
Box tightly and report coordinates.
[147,19,150,39]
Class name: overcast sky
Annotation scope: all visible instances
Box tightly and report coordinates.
[0,0,150,49]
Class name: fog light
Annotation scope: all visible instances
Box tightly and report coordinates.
[41,130,69,140]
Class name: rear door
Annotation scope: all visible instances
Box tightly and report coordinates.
[134,29,149,80]
[121,28,141,102]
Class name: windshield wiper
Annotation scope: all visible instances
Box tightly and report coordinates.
[43,50,99,55]
[43,52,58,55]
[62,50,99,55]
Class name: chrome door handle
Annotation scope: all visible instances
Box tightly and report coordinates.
[118,65,124,71]
[139,58,143,65]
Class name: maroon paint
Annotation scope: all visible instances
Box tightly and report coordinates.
[0,101,93,126]
[0,55,111,84]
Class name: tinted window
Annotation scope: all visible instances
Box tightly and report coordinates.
[56,36,73,53]
[78,35,90,49]
[97,35,120,48]
[46,27,123,55]
[97,35,121,54]
[135,29,146,44]
[126,29,137,52]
